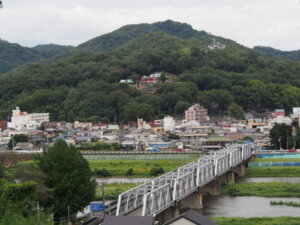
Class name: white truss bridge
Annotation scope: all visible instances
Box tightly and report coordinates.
[116,143,252,217]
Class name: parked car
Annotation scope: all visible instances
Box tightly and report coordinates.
[288,148,297,152]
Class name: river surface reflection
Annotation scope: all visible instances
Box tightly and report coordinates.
[239,177,300,183]
[202,196,300,217]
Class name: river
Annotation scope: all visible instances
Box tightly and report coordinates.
[202,196,300,217]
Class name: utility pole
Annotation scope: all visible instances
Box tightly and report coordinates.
[287,130,289,150]
[101,182,106,218]
[293,127,296,149]
[68,205,70,224]
[37,201,40,224]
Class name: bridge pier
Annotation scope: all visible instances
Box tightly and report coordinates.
[200,180,220,196]
[233,164,246,176]
[155,206,180,224]
[178,190,203,210]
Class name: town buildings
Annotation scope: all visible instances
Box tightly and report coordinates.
[7,107,49,130]
[185,104,209,123]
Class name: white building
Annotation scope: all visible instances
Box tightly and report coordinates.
[164,116,175,133]
[7,107,49,130]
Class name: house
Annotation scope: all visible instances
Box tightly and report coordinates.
[164,209,217,225]
[102,216,155,225]
[0,121,7,130]
[204,136,232,150]
[119,79,134,84]
[14,142,34,150]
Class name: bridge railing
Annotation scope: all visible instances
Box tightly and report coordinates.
[142,183,173,216]
[116,182,153,216]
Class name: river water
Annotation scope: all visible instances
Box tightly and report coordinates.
[202,196,300,217]
[201,177,300,217]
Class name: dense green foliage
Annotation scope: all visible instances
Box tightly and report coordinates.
[213,217,300,225]
[0,39,44,74]
[254,46,300,61]
[1,21,300,121]
[222,182,300,197]
[32,44,74,58]
[78,20,234,53]
[246,167,300,177]
[36,140,95,218]
[150,167,165,176]
[0,179,37,216]
[0,207,52,225]
[269,123,300,149]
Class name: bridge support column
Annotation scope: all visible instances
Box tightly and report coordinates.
[233,164,246,176]
[227,171,235,184]
[155,206,180,223]
[200,180,220,196]
[178,190,203,211]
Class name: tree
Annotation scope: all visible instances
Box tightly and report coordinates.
[36,140,95,220]
[269,123,293,150]
[227,103,245,120]
[160,73,167,83]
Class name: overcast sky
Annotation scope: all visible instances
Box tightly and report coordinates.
[1,0,300,50]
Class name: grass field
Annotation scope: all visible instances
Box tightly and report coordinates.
[254,158,300,162]
[221,182,300,197]
[246,167,300,177]
[88,159,193,177]
[95,183,139,200]
[84,154,200,160]
[213,217,300,225]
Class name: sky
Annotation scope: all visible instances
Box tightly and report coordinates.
[0,0,300,50]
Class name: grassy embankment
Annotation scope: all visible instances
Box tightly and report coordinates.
[88,159,194,177]
[246,167,300,177]
[95,183,140,200]
[254,158,300,162]
[270,200,300,207]
[222,182,300,197]
[213,217,300,225]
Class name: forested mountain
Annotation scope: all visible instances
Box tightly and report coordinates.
[0,39,43,73]
[1,21,300,123]
[0,40,73,74]
[78,20,236,53]
[254,46,300,62]
[0,20,234,73]
[32,44,74,58]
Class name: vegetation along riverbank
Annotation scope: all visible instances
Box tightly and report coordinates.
[222,182,300,197]
[246,167,300,177]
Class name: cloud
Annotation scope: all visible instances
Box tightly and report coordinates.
[0,0,299,50]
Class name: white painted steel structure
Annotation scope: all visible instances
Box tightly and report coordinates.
[116,143,252,217]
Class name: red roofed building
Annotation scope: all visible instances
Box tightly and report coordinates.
[0,121,7,130]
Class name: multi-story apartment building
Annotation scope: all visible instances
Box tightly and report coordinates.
[185,104,208,123]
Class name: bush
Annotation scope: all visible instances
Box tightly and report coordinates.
[125,168,134,176]
[95,169,111,177]
[150,167,164,176]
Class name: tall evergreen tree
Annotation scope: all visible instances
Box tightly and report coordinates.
[36,140,95,220]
